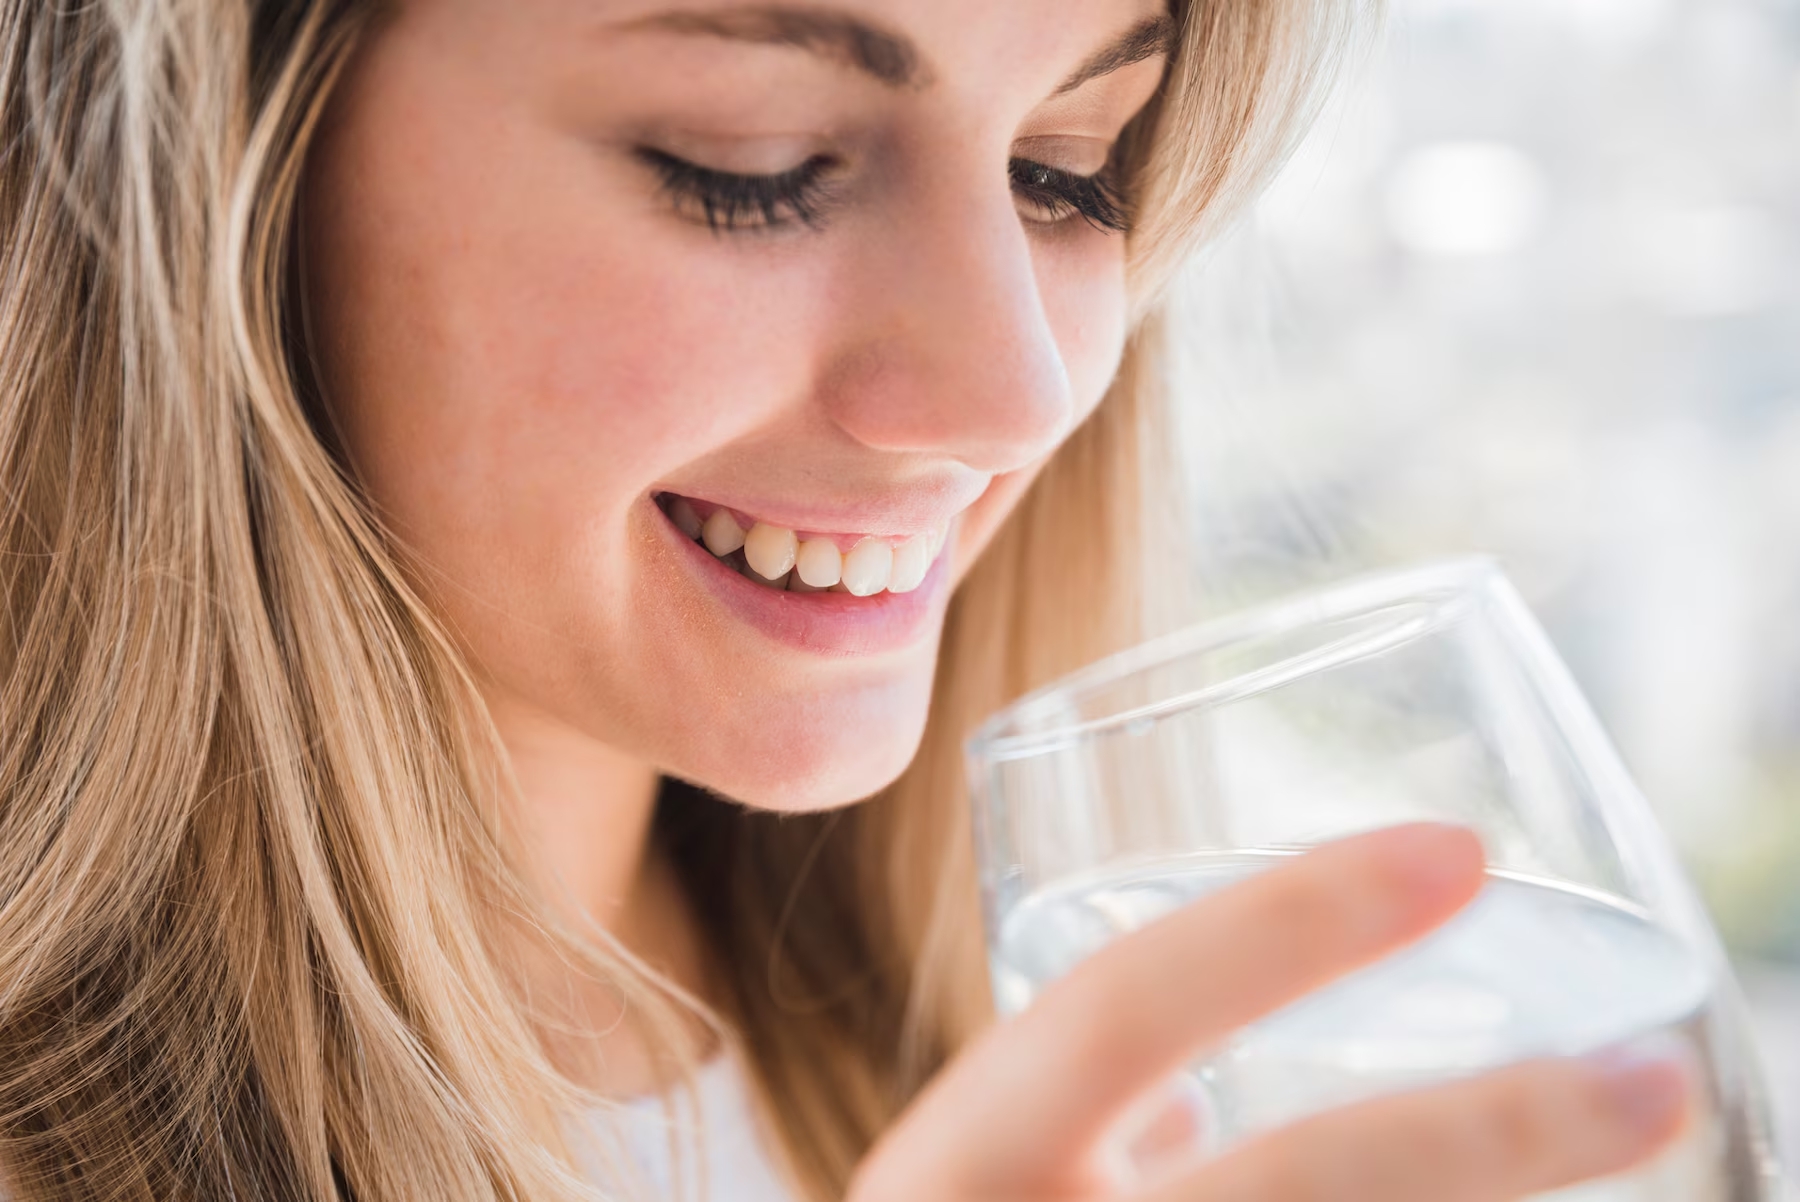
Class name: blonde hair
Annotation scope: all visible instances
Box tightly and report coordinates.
[0,1,1370,1199]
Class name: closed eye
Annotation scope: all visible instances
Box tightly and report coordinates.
[637,147,839,231]
[638,148,1131,235]
[1008,158,1130,233]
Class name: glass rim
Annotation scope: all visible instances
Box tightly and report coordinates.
[968,556,1505,764]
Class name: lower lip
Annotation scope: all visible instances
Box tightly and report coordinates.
[655,505,951,657]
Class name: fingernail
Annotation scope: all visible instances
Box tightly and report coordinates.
[1588,1049,1689,1136]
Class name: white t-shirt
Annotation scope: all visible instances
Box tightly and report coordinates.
[572,1057,799,1202]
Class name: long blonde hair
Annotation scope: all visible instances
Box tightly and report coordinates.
[0,1,1370,1198]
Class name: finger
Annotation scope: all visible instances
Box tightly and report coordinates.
[873,824,1485,1191]
[1171,1053,1691,1202]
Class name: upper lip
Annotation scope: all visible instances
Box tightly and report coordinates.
[651,480,987,539]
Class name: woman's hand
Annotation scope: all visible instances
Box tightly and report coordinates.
[851,824,1690,1202]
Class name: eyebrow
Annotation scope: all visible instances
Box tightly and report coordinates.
[622,7,928,87]
[1055,13,1177,95]
[620,6,1178,94]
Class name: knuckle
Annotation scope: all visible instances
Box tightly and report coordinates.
[1059,943,1134,1023]
[1049,957,1150,1066]
[1471,1070,1567,1172]
[1062,988,1130,1068]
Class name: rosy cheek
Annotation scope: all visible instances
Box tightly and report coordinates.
[428,228,772,492]
[305,34,832,541]
[480,254,748,481]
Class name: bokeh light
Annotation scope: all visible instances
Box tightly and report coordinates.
[1171,0,1800,1151]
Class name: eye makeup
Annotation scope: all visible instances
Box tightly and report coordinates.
[635,145,1132,235]
[635,146,842,231]
[1008,158,1129,232]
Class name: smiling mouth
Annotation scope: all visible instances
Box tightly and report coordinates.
[654,493,951,596]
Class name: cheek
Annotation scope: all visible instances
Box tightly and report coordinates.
[304,53,827,588]
[297,15,1133,812]
[300,33,943,812]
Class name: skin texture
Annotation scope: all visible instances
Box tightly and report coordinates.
[303,2,1691,1193]
[304,0,1166,1091]
[304,0,1162,827]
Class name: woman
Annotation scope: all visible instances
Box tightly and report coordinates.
[0,1,1688,1199]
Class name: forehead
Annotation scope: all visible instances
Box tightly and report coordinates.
[541,0,1173,96]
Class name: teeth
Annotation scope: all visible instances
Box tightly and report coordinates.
[668,496,950,598]
[669,496,704,541]
[888,534,930,594]
[795,538,843,589]
[841,537,893,597]
[744,522,798,581]
[744,564,790,591]
[702,509,746,557]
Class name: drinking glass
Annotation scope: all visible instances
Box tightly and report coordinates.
[968,559,1784,1200]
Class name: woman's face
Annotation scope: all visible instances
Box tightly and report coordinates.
[304,0,1169,810]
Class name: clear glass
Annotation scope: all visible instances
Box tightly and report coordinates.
[968,559,1785,1201]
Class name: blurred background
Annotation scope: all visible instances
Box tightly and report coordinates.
[1170,0,1800,1155]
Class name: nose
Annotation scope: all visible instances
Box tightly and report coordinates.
[816,164,1075,475]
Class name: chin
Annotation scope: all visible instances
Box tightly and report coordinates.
[676,681,936,813]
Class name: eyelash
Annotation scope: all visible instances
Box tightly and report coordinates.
[1008,159,1131,233]
[638,148,1131,234]
[638,147,839,231]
